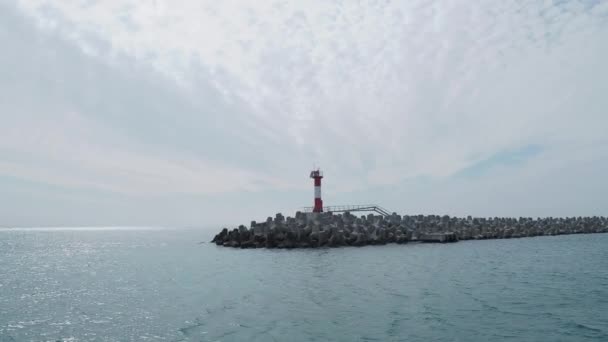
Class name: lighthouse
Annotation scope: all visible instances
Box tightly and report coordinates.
[310,169,324,212]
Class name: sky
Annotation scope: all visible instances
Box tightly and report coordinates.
[1,0,607,228]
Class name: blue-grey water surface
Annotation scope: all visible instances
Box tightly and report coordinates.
[1,228,607,342]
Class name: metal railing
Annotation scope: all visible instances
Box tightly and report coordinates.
[301,204,393,217]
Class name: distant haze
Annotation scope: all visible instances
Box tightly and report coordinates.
[1,1,607,227]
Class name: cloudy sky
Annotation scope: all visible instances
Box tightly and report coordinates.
[1,0,607,227]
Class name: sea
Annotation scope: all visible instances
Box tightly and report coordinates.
[0,228,607,342]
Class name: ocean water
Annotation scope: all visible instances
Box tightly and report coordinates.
[0,228,607,342]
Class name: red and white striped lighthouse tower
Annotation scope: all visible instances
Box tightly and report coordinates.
[310,169,324,213]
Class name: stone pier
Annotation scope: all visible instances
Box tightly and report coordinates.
[211,212,608,249]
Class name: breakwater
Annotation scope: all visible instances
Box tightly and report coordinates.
[211,212,608,249]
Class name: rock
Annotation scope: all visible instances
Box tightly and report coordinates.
[319,229,330,246]
[211,228,229,245]
[211,212,608,249]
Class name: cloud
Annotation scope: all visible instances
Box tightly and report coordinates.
[2,0,608,226]
[2,2,307,196]
[454,145,543,179]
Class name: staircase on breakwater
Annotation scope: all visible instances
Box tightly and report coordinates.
[302,204,392,217]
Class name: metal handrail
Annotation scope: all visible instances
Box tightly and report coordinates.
[301,204,393,217]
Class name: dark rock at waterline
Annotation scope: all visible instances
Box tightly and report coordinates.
[418,232,458,243]
[211,212,608,249]
[212,228,228,245]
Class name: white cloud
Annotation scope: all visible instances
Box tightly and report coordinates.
[0,113,273,195]
[1,4,301,198]
[2,0,608,225]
